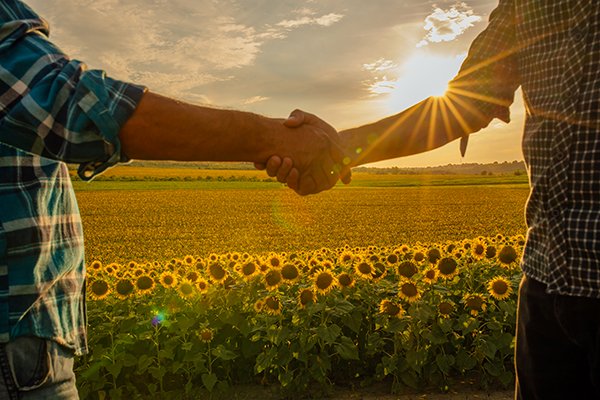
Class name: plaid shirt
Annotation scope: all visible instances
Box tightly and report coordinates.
[0,1,144,355]
[450,0,600,297]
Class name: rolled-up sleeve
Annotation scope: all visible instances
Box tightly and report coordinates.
[0,6,145,180]
[447,0,520,154]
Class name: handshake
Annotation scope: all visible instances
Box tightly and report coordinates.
[255,109,354,196]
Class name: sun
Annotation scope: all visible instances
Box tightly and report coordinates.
[385,52,465,112]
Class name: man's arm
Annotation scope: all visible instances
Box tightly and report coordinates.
[119,91,345,193]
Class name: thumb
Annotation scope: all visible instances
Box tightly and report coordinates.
[283,109,307,128]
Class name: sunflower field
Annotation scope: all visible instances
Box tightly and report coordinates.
[77,234,523,399]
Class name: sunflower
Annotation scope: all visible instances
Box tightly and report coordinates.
[198,328,214,343]
[397,261,418,279]
[135,275,155,295]
[314,270,337,294]
[422,267,438,284]
[436,257,459,279]
[159,271,178,288]
[339,251,355,266]
[385,252,399,266]
[253,299,264,312]
[267,253,282,269]
[354,261,374,279]
[104,263,119,276]
[88,261,103,274]
[89,279,110,300]
[264,296,282,315]
[196,278,209,293]
[427,248,442,264]
[183,270,199,283]
[281,263,300,282]
[208,253,219,262]
[240,261,258,280]
[438,301,455,317]
[370,262,386,281]
[177,278,196,299]
[497,245,518,265]
[229,252,241,262]
[337,272,355,288]
[471,241,486,260]
[132,267,145,277]
[485,245,497,259]
[114,278,134,300]
[183,255,196,265]
[298,288,315,308]
[398,282,420,303]
[264,269,283,290]
[207,262,228,283]
[464,294,486,316]
[413,251,425,263]
[379,300,404,317]
[487,277,513,300]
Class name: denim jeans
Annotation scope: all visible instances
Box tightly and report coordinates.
[0,336,78,399]
[515,276,600,400]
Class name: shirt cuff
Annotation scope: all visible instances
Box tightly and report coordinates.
[75,70,146,181]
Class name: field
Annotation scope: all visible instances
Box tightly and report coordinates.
[74,167,528,399]
[74,167,529,264]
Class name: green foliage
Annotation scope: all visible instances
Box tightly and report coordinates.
[78,236,522,398]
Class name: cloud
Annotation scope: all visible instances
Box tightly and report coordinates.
[276,13,344,29]
[242,96,270,105]
[364,77,398,96]
[417,2,481,47]
[29,1,343,103]
[362,58,397,72]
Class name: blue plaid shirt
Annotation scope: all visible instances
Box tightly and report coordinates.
[0,1,144,355]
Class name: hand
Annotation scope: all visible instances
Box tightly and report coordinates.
[255,110,352,195]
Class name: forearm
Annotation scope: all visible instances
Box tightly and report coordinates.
[119,91,287,163]
[341,95,493,166]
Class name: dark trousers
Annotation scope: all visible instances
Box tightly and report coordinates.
[515,276,600,400]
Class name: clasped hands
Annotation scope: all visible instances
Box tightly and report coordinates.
[256,110,352,196]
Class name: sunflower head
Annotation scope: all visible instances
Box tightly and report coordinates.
[472,242,486,259]
[386,253,399,265]
[264,296,281,315]
[464,294,486,316]
[89,279,110,300]
[355,261,374,279]
[422,267,438,284]
[437,257,459,279]
[314,271,336,294]
[177,279,196,299]
[398,282,420,303]
[135,275,155,294]
[485,245,497,259]
[114,278,134,300]
[264,269,283,290]
[196,278,209,293]
[88,261,103,274]
[438,301,455,317]
[184,255,196,265]
[267,254,282,269]
[298,288,315,308]
[253,299,264,313]
[240,261,258,279]
[497,245,518,265]
[413,251,425,263]
[487,277,513,300]
[337,272,354,288]
[379,300,404,317]
[427,248,441,264]
[281,263,300,281]
[186,270,200,283]
[207,262,228,283]
[339,251,354,265]
[199,328,214,343]
[159,272,178,288]
[397,261,418,279]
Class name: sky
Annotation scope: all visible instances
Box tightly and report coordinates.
[28,0,524,168]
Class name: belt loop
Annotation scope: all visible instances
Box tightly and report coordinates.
[0,343,20,400]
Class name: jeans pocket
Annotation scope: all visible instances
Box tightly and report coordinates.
[5,336,51,391]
